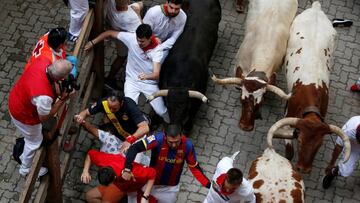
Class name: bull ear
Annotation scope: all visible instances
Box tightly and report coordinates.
[269,73,277,86]
[235,66,244,79]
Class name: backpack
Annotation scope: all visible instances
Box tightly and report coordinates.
[13,137,25,164]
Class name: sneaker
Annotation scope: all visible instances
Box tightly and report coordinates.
[322,166,338,189]
[19,166,48,177]
[332,18,353,27]
[351,84,360,92]
[67,33,78,43]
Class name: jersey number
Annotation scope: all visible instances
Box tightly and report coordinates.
[33,40,45,58]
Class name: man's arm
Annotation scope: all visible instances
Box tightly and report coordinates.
[74,108,91,124]
[80,154,92,184]
[186,144,211,188]
[84,30,120,51]
[138,62,161,81]
[37,92,70,122]
[160,14,187,50]
[80,120,99,138]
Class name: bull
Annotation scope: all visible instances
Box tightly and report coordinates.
[211,0,298,131]
[147,0,221,133]
[248,147,305,203]
[268,1,351,173]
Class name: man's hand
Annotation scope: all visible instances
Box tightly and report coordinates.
[141,197,149,203]
[74,114,85,124]
[122,169,136,181]
[155,37,161,44]
[138,73,147,80]
[84,41,95,52]
[120,141,131,153]
[80,171,92,184]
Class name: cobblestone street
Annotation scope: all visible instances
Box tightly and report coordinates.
[0,0,359,202]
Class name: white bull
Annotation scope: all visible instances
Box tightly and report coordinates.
[212,0,298,131]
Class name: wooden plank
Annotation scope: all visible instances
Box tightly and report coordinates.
[33,176,49,203]
[73,9,94,58]
[90,0,104,98]
[18,148,46,203]
[45,138,62,203]
[61,72,96,180]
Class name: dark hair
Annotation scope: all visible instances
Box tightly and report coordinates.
[48,27,67,50]
[165,124,182,137]
[167,0,183,5]
[98,167,116,185]
[108,91,124,103]
[356,125,360,142]
[136,24,152,39]
[226,168,243,185]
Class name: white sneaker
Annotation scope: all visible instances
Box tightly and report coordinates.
[19,166,48,177]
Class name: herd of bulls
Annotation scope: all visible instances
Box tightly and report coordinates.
[148,0,352,202]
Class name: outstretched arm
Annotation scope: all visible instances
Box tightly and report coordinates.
[81,154,92,184]
[84,30,120,51]
[81,120,99,139]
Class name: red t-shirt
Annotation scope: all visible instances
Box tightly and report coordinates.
[88,150,156,192]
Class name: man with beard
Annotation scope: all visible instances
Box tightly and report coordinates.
[143,0,187,62]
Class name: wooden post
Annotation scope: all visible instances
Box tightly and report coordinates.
[90,0,104,99]
[45,138,62,203]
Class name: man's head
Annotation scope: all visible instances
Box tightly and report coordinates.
[48,59,72,81]
[165,124,182,149]
[48,27,67,51]
[98,167,116,185]
[223,168,243,192]
[166,0,183,17]
[107,92,124,113]
[136,24,153,48]
[356,125,360,144]
[115,0,129,11]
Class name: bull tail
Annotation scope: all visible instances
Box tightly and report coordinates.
[230,151,240,160]
[312,1,321,10]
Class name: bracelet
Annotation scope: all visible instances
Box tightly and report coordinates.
[142,194,149,200]
[57,96,65,101]
[126,135,137,144]
[90,40,95,46]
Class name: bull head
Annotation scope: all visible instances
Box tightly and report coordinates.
[211,71,290,131]
[147,89,208,127]
[267,117,351,173]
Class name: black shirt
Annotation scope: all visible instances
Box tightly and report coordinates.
[88,97,146,140]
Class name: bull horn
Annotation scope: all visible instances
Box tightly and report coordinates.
[267,117,300,148]
[188,91,208,103]
[266,84,292,100]
[329,125,351,163]
[147,90,168,102]
[211,74,243,85]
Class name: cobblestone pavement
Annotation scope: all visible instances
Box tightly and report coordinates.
[0,0,359,202]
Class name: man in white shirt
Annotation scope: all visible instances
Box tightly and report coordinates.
[204,152,256,203]
[323,116,360,189]
[105,0,143,88]
[143,0,187,62]
[84,24,169,123]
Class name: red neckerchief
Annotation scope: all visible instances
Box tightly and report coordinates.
[216,174,236,195]
[161,4,169,16]
[142,35,159,52]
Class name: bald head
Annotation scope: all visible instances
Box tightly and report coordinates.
[49,59,72,80]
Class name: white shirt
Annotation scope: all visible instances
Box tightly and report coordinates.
[98,129,122,154]
[117,32,163,84]
[204,157,256,203]
[143,5,186,50]
[106,0,142,32]
[32,96,53,116]
[336,116,360,150]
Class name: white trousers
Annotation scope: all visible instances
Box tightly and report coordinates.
[69,0,89,37]
[124,78,169,123]
[10,113,43,169]
[356,77,360,89]
[127,185,180,203]
[339,147,360,177]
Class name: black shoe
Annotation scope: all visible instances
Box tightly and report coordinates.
[323,166,339,189]
[332,18,353,27]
